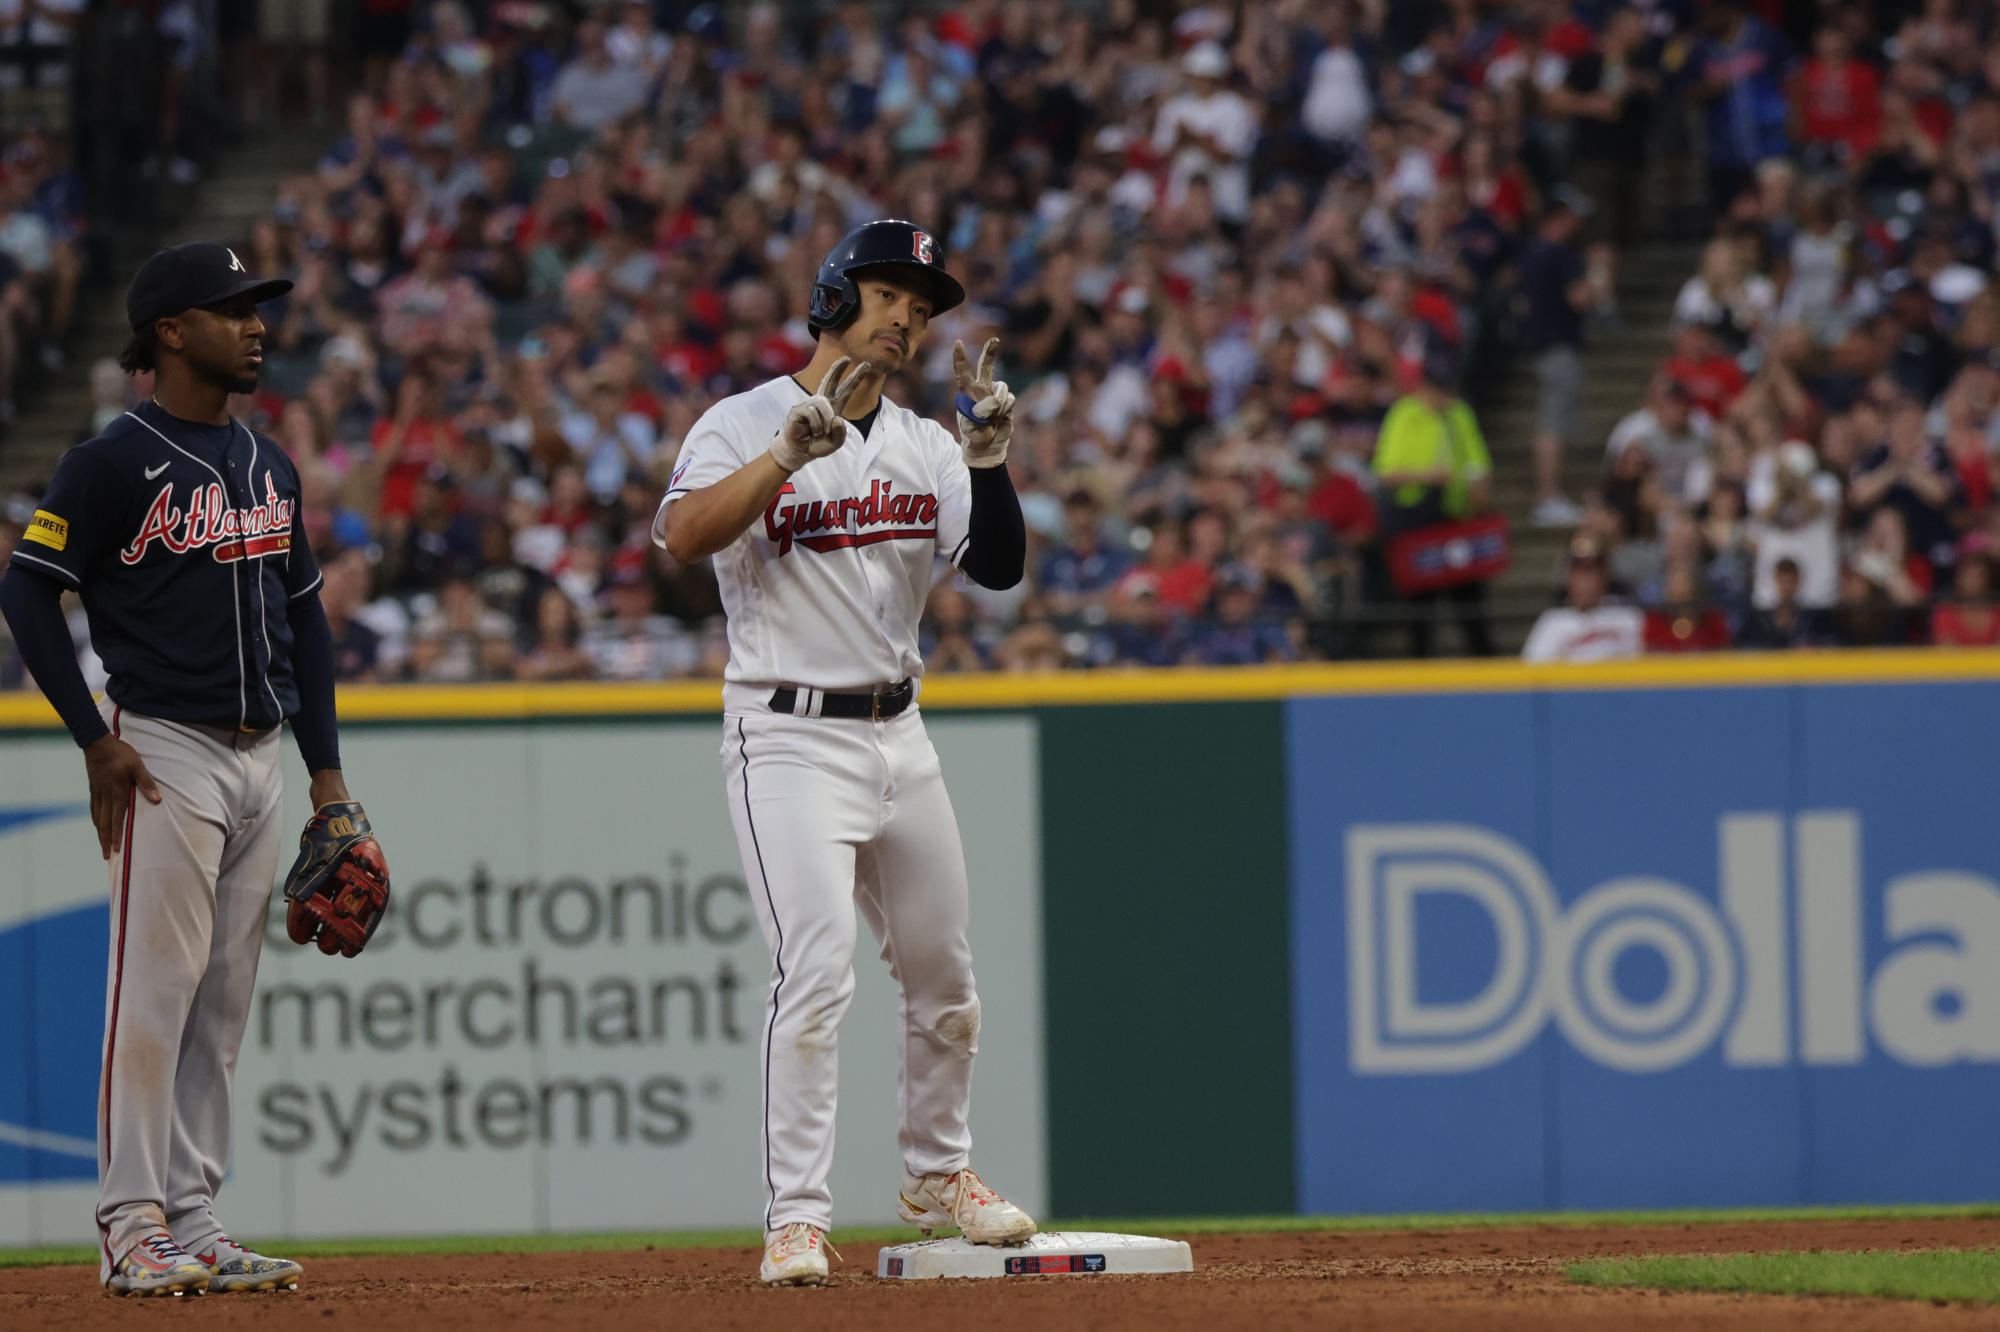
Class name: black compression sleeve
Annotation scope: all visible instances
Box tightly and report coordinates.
[957,464,1027,590]
[0,567,109,749]
[285,591,342,774]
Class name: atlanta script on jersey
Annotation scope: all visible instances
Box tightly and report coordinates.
[123,472,296,566]
[6,400,321,730]
[656,374,974,711]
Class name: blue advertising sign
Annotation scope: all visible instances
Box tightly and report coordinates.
[0,803,102,1186]
[1288,683,2000,1215]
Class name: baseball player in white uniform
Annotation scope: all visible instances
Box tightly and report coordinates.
[656,220,1032,1286]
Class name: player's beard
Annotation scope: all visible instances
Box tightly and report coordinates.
[227,370,260,394]
[854,328,908,372]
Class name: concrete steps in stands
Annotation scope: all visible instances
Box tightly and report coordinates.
[1472,240,1703,653]
[0,133,328,499]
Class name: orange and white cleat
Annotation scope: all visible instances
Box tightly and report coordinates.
[760,1222,832,1287]
[896,1167,1038,1246]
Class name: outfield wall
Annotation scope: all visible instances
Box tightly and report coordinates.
[1,652,1997,1243]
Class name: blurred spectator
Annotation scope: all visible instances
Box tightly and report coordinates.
[1692,0,1793,214]
[1660,322,1746,423]
[1643,565,1732,651]
[923,584,988,674]
[1748,441,1841,610]
[1371,348,1495,657]
[409,576,515,681]
[1519,190,1592,526]
[1040,491,1129,634]
[252,0,333,130]
[1932,550,2000,647]
[1792,22,1880,168]
[1553,5,1658,318]
[1607,377,1709,504]
[1182,565,1298,665]
[582,564,699,679]
[321,548,384,681]
[1738,557,1836,648]
[516,586,594,681]
[551,19,651,132]
[1523,539,1644,662]
[1153,43,1256,226]
[1847,399,1961,575]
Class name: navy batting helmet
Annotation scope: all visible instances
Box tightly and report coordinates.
[807,220,965,337]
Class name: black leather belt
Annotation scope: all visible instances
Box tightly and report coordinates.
[769,680,914,720]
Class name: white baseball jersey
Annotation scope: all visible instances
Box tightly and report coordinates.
[654,375,973,710]
[654,370,1001,1238]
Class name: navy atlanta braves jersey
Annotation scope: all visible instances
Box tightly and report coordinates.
[8,399,322,731]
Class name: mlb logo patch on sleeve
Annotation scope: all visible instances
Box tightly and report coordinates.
[24,510,67,551]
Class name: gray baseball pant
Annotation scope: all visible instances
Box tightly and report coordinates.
[93,702,285,1283]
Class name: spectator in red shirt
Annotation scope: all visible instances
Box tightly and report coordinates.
[1932,549,2000,645]
[1662,322,1749,421]
[1112,520,1200,660]
[370,366,463,518]
[1298,425,1378,544]
[1793,24,1882,163]
[1644,564,1733,651]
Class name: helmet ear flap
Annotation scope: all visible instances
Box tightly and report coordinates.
[808,278,858,337]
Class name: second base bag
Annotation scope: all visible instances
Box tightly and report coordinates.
[1385,511,1512,595]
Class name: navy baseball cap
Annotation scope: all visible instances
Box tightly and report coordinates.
[126,241,293,331]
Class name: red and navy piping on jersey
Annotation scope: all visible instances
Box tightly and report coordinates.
[4,400,322,733]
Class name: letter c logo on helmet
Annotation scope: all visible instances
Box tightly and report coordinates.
[808,220,965,338]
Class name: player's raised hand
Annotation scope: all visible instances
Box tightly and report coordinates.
[952,337,1015,469]
[83,733,162,860]
[771,357,872,473]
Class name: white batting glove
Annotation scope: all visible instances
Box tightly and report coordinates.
[770,357,871,473]
[952,337,1015,469]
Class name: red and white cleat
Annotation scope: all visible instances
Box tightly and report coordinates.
[897,1167,1038,1246]
[107,1232,212,1297]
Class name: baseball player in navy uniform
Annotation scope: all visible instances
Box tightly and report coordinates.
[0,243,353,1296]
[657,220,1031,1286]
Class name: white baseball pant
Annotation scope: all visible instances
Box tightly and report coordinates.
[93,702,285,1282]
[721,706,981,1238]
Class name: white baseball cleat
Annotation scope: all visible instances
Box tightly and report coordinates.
[760,1222,831,1287]
[106,1231,212,1297]
[195,1236,304,1293]
[897,1167,1038,1246]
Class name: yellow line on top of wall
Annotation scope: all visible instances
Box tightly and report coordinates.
[1,649,1997,730]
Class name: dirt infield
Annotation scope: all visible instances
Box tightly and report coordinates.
[7,1216,2000,1330]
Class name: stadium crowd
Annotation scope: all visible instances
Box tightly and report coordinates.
[1519,0,2000,661]
[4,0,2000,684]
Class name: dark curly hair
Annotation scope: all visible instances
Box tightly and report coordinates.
[116,324,160,374]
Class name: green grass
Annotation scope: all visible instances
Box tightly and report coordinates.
[6,1201,1998,1270]
[1568,1248,2000,1304]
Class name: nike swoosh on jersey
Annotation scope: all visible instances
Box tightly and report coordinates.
[144,463,170,480]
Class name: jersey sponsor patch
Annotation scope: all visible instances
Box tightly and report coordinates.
[763,480,938,556]
[23,510,67,551]
[121,474,296,566]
